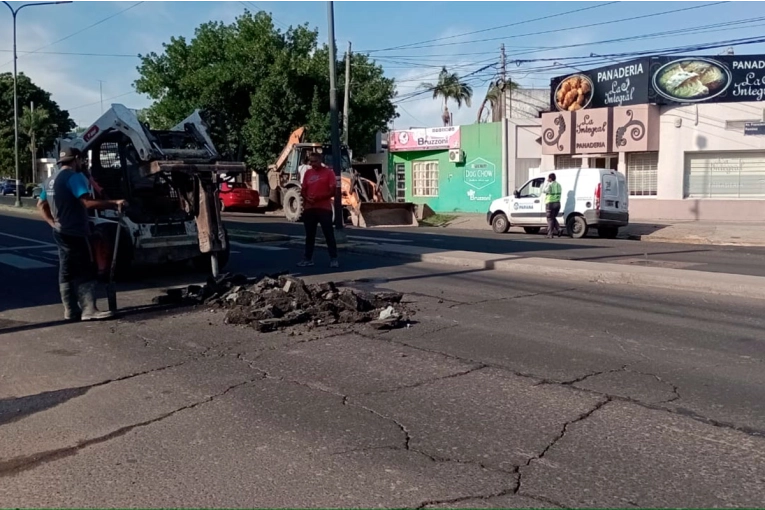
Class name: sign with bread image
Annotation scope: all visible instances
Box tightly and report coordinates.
[554,75,593,112]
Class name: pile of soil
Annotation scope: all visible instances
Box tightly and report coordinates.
[154,272,410,332]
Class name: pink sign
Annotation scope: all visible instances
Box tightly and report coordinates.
[612,105,659,152]
[389,126,461,152]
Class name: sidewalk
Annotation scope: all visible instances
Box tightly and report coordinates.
[437,213,765,247]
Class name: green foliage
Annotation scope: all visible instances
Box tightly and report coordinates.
[420,67,474,121]
[0,72,74,180]
[134,10,397,170]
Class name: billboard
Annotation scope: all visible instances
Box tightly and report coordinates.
[389,126,461,152]
[550,54,765,110]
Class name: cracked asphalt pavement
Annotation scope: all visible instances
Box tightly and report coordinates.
[1,212,765,507]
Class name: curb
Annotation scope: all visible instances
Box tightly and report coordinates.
[341,243,765,301]
[0,204,38,216]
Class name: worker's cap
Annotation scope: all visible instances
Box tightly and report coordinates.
[57,146,83,164]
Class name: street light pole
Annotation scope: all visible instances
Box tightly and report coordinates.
[327,1,345,237]
[2,1,72,208]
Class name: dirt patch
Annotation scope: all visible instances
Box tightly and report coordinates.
[153,273,412,333]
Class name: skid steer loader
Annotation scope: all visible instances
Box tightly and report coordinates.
[60,104,246,277]
[265,127,418,228]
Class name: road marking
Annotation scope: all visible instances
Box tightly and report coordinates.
[0,253,55,269]
[44,250,59,256]
[348,235,412,244]
[0,232,55,247]
[0,245,51,252]
[230,241,288,251]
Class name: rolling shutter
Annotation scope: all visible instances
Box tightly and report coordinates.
[685,152,765,199]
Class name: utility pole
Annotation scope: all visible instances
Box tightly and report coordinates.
[98,80,104,113]
[2,1,71,207]
[30,101,36,184]
[327,1,346,238]
[342,41,351,146]
[500,43,508,120]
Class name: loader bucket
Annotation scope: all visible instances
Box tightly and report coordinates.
[351,202,419,228]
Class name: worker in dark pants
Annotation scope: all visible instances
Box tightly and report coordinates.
[297,152,339,268]
[543,172,562,238]
[37,147,127,321]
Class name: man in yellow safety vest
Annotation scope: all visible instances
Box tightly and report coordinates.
[543,173,562,238]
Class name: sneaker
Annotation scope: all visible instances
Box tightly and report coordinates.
[329,259,339,268]
[297,259,314,267]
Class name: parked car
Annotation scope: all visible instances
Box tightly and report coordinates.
[219,181,260,212]
[487,167,629,239]
[0,179,19,196]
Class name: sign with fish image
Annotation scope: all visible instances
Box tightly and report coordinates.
[649,55,765,104]
[551,55,765,110]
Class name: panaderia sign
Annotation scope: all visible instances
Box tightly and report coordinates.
[389,126,461,152]
[550,54,765,111]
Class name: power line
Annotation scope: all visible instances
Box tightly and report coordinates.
[360,2,619,53]
[0,2,144,68]
[67,91,138,112]
[0,49,138,58]
[241,1,290,31]
[377,2,729,52]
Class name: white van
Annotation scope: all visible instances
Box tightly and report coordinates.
[487,168,629,239]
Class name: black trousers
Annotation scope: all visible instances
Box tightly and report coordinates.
[52,230,96,285]
[546,202,561,236]
[303,208,338,260]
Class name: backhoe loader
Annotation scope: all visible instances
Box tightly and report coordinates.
[265,127,418,228]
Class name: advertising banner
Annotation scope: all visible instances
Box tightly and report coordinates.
[550,54,765,110]
[648,55,765,104]
[389,126,461,152]
[550,58,651,112]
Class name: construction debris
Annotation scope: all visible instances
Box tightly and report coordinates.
[154,272,410,332]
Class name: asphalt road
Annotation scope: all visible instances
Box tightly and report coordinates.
[224,212,765,277]
[1,209,764,507]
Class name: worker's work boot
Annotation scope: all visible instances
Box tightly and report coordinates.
[59,283,81,321]
[77,280,114,321]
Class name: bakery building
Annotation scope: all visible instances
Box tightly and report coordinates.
[540,55,765,221]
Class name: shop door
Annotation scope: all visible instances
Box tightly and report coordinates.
[591,157,618,170]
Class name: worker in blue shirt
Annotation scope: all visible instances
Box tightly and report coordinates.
[38,146,127,321]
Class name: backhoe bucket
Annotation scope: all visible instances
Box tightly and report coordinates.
[351,202,419,228]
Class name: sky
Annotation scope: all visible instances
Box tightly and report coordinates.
[2,0,765,131]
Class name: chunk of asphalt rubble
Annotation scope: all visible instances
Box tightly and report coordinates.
[153,272,408,332]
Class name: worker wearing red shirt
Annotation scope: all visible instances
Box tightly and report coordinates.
[298,152,339,268]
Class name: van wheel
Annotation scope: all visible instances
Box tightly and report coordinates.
[492,213,510,234]
[567,215,588,239]
[598,226,619,239]
[523,227,541,235]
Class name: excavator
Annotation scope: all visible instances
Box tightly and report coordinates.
[264,127,418,228]
[61,104,246,277]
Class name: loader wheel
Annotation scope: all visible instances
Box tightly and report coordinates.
[283,188,303,223]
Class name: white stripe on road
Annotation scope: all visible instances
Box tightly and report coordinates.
[348,235,412,244]
[45,250,60,256]
[0,253,55,269]
[230,241,288,251]
[0,245,51,252]
[0,232,55,247]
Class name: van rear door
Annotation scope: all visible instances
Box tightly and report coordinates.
[600,171,622,214]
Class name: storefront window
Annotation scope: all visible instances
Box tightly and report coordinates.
[685,152,765,199]
[555,155,581,169]
[627,152,658,197]
[412,160,439,197]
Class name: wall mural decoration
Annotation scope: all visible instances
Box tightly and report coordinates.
[543,114,567,151]
[615,109,646,148]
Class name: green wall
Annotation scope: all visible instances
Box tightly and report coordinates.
[390,122,503,213]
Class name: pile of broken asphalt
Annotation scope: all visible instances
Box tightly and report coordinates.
[154,272,413,332]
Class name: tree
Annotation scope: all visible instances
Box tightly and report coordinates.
[419,67,473,126]
[20,105,54,183]
[477,80,518,123]
[134,10,397,170]
[0,72,74,180]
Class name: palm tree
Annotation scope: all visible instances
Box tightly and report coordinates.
[21,105,55,183]
[477,80,518,123]
[419,67,473,126]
